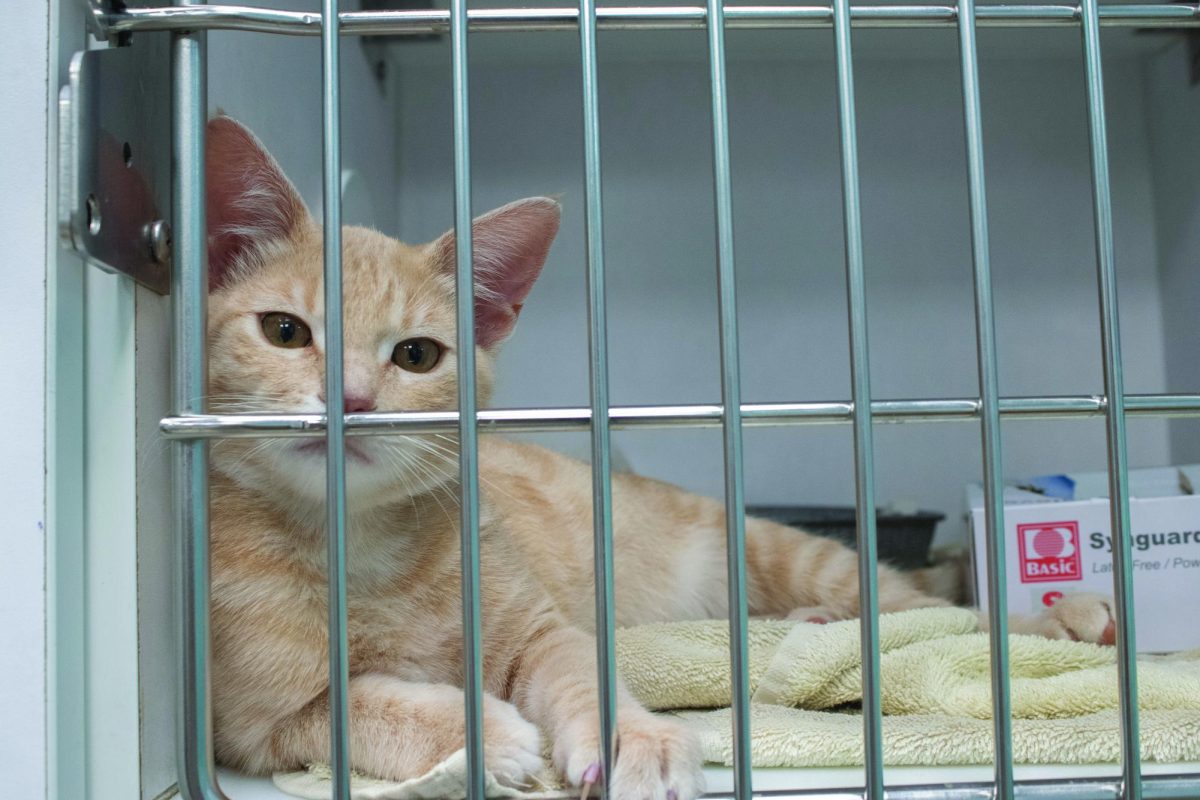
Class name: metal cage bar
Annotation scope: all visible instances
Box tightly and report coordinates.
[320,1,353,797]
[830,0,885,795]
[1078,0,1142,796]
[578,0,619,792]
[150,0,1200,797]
[450,0,488,792]
[103,4,1200,36]
[160,393,1200,440]
[704,0,753,795]
[171,13,230,800]
[955,0,1014,796]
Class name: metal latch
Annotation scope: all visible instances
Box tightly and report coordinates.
[59,32,172,295]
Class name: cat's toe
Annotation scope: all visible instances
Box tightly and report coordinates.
[483,695,544,787]
[1040,592,1116,645]
[609,715,705,800]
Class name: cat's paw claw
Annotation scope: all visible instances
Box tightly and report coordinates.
[558,714,705,800]
[1039,592,1117,645]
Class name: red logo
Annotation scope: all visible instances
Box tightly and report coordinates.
[1042,590,1064,607]
[1017,521,1082,584]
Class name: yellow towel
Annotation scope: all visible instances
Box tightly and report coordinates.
[617,608,1200,719]
[677,706,1200,767]
[273,753,567,800]
[618,607,1200,767]
[274,608,1200,798]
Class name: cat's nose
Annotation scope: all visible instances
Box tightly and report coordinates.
[343,395,377,414]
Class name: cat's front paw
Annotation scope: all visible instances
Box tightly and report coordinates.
[353,683,541,787]
[1036,592,1116,645]
[482,693,544,788]
[555,712,705,800]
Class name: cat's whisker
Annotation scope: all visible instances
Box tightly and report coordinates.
[404,455,460,523]
[403,442,462,486]
[374,439,463,525]
[413,438,517,503]
[404,447,457,501]
[202,391,303,417]
[229,443,274,474]
[425,485,456,526]
[136,431,174,475]
[379,446,427,529]
[223,438,280,475]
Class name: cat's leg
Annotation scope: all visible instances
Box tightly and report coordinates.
[508,619,705,800]
[983,592,1117,645]
[246,675,543,786]
[743,515,950,620]
[744,516,1119,645]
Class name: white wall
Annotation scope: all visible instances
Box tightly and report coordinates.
[208,0,400,232]
[0,1,50,797]
[391,37,1174,546]
[1146,40,1200,464]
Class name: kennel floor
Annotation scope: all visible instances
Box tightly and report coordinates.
[210,762,1199,798]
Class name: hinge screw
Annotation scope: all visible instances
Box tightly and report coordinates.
[147,219,172,265]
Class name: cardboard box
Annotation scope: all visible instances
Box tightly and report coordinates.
[967,465,1200,653]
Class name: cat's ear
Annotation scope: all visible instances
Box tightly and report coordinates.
[206,114,309,290]
[430,197,561,349]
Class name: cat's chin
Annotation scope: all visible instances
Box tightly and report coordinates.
[293,438,374,465]
[213,436,458,518]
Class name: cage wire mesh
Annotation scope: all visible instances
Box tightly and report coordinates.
[85,0,1200,797]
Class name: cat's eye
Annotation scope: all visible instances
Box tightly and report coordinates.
[392,338,442,373]
[260,312,312,349]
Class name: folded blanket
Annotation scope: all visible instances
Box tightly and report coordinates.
[618,608,1200,719]
[274,608,1200,799]
[679,706,1200,768]
[273,753,566,800]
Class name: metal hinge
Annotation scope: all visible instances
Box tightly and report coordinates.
[59,28,172,295]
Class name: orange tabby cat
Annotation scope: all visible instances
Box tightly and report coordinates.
[205,115,1117,799]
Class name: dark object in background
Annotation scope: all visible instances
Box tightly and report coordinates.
[358,0,443,84]
[746,505,944,570]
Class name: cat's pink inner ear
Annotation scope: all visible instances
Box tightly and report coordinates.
[434,197,561,349]
[206,115,308,290]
